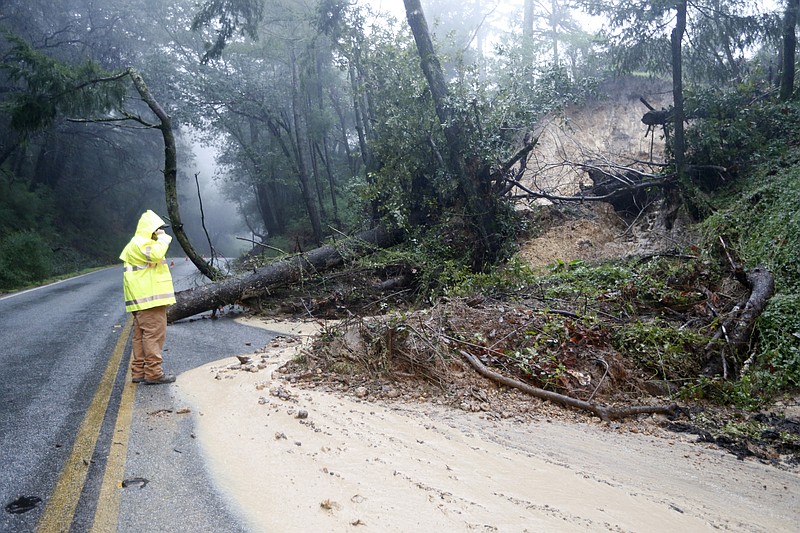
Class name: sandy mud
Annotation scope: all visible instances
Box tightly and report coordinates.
[177,319,799,533]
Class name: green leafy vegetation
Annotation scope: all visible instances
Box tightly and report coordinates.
[757,295,800,391]
[0,174,54,289]
[0,231,53,289]
[692,94,800,401]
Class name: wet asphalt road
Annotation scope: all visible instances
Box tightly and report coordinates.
[0,261,278,532]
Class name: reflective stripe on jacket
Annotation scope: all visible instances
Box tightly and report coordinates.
[119,210,176,312]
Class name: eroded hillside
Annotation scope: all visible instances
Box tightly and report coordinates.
[519,76,682,268]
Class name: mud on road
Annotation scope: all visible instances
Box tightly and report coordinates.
[177,319,799,533]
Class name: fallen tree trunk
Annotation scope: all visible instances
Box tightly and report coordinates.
[167,226,403,323]
[704,265,775,378]
[460,350,677,421]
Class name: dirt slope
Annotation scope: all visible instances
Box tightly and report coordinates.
[519,76,684,267]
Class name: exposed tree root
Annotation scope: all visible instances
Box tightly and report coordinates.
[460,350,677,421]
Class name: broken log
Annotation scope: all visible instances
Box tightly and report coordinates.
[460,350,677,421]
[703,265,775,377]
[728,266,775,352]
[641,108,673,126]
[640,102,707,126]
[167,226,403,323]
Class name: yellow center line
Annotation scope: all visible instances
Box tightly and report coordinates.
[36,315,133,533]
[91,358,138,532]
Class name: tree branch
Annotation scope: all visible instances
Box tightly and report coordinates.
[460,350,677,421]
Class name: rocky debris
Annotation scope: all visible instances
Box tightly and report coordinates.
[270,385,293,401]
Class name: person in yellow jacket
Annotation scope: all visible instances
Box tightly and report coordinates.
[120,210,177,384]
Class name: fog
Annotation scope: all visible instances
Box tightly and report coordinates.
[176,138,251,259]
[359,1,604,53]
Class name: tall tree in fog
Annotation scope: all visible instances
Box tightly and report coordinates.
[519,0,599,79]
[419,0,491,65]
[580,0,775,83]
[190,0,358,245]
[529,0,581,67]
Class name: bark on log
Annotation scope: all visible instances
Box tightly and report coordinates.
[729,266,775,353]
[584,167,653,215]
[641,108,673,126]
[167,226,403,323]
[641,106,707,126]
[460,350,677,421]
[703,265,775,377]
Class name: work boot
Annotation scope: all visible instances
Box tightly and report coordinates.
[144,374,176,385]
[132,376,145,383]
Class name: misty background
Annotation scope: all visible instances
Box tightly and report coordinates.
[0,0,784,289]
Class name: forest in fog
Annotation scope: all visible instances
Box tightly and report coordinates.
[0,0,790,288]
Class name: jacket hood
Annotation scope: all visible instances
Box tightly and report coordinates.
[135,210,167,238]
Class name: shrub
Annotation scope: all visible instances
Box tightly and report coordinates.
[0,231,54,290]
[611,320,709,381]
[684,86,800,176]
[754,294,800,392]
[696,110,800,399]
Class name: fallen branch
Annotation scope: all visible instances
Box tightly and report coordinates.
[235,236,287,255]
[460,350,677,421]
[729,266,774,351]
[194,172,218,265]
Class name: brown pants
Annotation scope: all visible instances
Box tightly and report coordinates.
[131,306,168,380]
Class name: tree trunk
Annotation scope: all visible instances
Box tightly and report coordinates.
[404,0,498,269]
[166,226,403,322]
[315,141,340,226]
[728,266,775,358]
[255,181,283,236]
[523,0,535,40]
[671,0,687,182]
[313,50,340,224]
[703,266,775,378]
[328,84,358,176]
[127,68,222,281]
[309,138,328,222]
[31,130,65,188]
[404,1,454,141]
[289,47,323,244]
[781,0,799,101]
[349,63,372,172]
[551,0,559,67]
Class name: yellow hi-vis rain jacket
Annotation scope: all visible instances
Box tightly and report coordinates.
[120,210,176,312]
